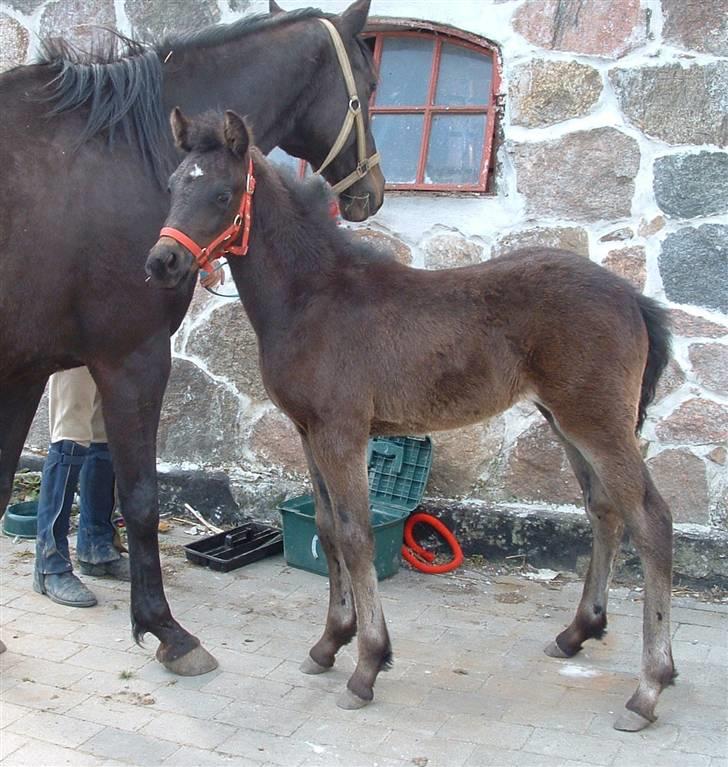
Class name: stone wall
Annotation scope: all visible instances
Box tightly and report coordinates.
[6,0,727,536]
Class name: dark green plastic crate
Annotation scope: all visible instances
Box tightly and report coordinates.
[278,436,432,580]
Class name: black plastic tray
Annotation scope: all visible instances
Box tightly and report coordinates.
[184,522,283,572]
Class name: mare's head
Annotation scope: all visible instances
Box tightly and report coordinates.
[272,0,384,221]
[146,108,279,287]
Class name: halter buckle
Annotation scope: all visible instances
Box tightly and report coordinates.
[349,97,361,114]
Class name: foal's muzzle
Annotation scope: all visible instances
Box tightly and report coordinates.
[145,237,195,288]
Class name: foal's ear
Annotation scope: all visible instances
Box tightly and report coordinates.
[340,0,370,38]
[268,0,284,14]
[170,107,191,152]
[223,111,250,160]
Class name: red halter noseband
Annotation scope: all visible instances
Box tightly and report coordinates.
[159,157,256,274]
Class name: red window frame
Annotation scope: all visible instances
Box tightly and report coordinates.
[365,20,501,193]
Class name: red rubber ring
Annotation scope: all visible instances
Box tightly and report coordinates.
[402,513,464,574]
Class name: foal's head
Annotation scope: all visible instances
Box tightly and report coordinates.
[146,109,260,288]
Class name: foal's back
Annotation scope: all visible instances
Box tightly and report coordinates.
[278,246,648,436]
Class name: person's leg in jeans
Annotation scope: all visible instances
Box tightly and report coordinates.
[34,369,97,606]
[34,368,128,607]
[76,386,129,578]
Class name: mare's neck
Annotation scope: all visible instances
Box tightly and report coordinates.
[161,25,320,153]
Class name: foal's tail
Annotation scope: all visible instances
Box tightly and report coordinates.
[636,294,672,434]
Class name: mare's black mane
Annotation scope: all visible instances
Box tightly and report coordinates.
[35,8,334,179]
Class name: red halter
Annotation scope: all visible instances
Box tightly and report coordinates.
[159,157,256,274]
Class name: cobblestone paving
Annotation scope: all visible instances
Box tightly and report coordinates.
[1,527,726,766]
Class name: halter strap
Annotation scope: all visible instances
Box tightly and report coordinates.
[314,18,380,195]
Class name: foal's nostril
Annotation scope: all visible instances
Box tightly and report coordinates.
[166,250,178,270]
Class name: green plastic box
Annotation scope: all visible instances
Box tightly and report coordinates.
[278,436,432,580]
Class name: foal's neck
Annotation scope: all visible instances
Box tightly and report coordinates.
[228,158,340,341]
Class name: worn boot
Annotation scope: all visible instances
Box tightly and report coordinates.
[33,440,98,607]
[76,442,130,581]
[33,571,97,608]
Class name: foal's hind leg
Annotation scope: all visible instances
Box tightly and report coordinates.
[0,380,46,514]
[538,409,624,657]
[553,418,674,730]
[606,464,674,731]
[299,433,357,674]
[91,338,216,676]
[307,426,392,709]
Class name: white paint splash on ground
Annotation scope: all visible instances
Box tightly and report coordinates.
[559,663,602,679]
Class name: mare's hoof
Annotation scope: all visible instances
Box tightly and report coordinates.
[0,639,6,654]
[157,643,218,676]
[544,640,570,659]
[337,688,371,710]
[300,655,332,675]
[614,708,652,732]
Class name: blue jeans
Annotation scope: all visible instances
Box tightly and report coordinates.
[35,440,119,574]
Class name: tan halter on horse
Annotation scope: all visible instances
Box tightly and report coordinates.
[314,18,380,195]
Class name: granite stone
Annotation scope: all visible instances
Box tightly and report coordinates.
[654,152,728,219]
[610,62,728,147]
[659,225,728,313]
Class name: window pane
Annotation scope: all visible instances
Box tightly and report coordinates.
[372,113,424,183]
[435,42,492,106]
[425,114,486,185]
[376,37,433,106]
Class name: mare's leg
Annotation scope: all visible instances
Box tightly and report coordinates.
[538,407,624,657]
[307,426,391,709]
[299,433,357,674]
[90,335,216,676]
[550,413,674,731]
[0,380,46,514]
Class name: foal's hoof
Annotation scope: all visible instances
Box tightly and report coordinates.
[157,643,218,677]
[337,688,371,710]
[614,708,653,732]
[0,639,6,654]
[544,640,570,659]
[300,655,332,675]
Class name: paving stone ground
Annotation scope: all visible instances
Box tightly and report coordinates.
[1,525,726,767]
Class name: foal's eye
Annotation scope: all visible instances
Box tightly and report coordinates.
[216,192,232,205]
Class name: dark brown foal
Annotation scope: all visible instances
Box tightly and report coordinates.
[147,111,675,731]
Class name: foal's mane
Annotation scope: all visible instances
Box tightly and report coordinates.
[36,8,336,180]
[185,117,390,272]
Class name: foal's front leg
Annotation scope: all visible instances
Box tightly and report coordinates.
[308,428,392,709]
[299,433,357,674]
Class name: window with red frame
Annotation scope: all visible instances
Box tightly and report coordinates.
[366,24,499,192]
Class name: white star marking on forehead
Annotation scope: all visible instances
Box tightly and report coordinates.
[189,164,205,178]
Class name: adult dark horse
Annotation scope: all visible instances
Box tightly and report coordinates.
[0,0,384,674]
[147,110,675,731]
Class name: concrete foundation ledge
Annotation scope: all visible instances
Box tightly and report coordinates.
[16,456,727,589]
[420,499,728,589]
